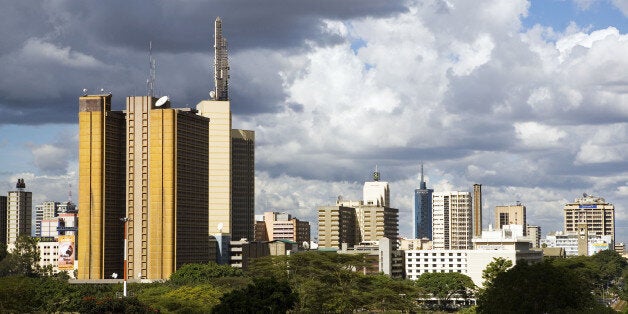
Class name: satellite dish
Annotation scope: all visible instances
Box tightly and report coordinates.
[82,88,88,96]
[111,272,118,279]
[217,222,224,232]
[303,241,310,250]
[209,90,216,100]
[155,95,169,107]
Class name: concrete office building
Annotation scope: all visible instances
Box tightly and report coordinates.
[472,184,482,237]
[406,227,542,286]
[255,211,310,247]
[231,129,255,241]
[432,191,472,250]
[34,201,59,237]
[564,193,614,242]
[7,179,32,248]
[318,205,359,249]
[0,196,6,246]
[495,203,527,234]
[318,170,399,249]
[196,17,255,263]
[338,238,404,278]
[413,164,433,239]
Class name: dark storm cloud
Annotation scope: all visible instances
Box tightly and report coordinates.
[0,0,407,125]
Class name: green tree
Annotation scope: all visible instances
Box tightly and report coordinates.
[415,272,476,310]
[0,235,42,277]
[477,261,604,313]
[169,261,243,285]
[211,277,297,314]
[481,257,512,288]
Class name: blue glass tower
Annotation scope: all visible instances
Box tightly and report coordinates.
[413,164,433,239]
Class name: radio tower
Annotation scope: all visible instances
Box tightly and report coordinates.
[214,17,229,100]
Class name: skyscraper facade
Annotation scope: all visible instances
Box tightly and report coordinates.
[317,205,358,249]
[413,165,433,239]
[564,194,614,242]
[78,94,127,279]
[231,129,255,241]
[494,203,527,234]
[7,179,33,248]
[432,191,472,250]
[0,196,6,246]
[78,17,254,279]
[472,184,482,237]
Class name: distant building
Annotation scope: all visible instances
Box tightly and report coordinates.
[413,164,433,239]
[526,225,541,248]
[541,231,613,256]
[317,205,359,249]
[0,195,6,246]
[432,191,472,250]
[472,184,482,237]
[254,211,310,248]
[339,238,404,278]
[406,228,542,287]
[34,201,59,237]
[7,178,32,248]
[563,194,615,242]
[494,203,526,234]
[317,169,399,250]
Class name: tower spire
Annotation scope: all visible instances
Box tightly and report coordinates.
[419,163,426,189]
[214,16,229,100]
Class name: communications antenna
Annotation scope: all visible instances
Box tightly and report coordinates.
[68,182,72,203]
[147,41,156,98]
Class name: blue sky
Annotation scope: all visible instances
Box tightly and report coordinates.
[525,0,627,33]
[0,0,626,243]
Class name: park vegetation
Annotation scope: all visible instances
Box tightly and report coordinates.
[0,235,627,313]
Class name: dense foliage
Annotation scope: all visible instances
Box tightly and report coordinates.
[0,238,626,313]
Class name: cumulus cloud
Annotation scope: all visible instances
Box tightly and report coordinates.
[0,0,627,240]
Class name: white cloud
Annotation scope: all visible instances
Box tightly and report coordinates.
[21,38,105,68]
[612,0,628,16]
[514,122,567,148]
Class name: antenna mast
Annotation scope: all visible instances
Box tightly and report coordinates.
[214,17,229,100]
[147,41,156,98]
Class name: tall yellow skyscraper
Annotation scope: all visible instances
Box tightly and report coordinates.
[77,94,126,279]
[78,95,211,280]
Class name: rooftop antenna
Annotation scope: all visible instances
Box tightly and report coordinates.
[419,162,427,189]
[147,41,156,98]
[214,17,229,100]
[373,165,380,181]
[68,182,72,203]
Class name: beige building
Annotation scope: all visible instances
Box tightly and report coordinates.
[494,203,527,234]
[432,191,472,250]
[526,225,541,248]
[6,179,32,249]
[318,170,399,249]
[564,194,614,242]
[255,212,310,248]
[472,184,482,237]
[317,205,359,249]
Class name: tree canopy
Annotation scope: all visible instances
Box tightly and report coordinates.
[477,261,599,313]
[481,257,512,289]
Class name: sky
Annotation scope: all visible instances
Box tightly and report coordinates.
[0,0,626,242]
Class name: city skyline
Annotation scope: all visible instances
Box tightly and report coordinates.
[0,1,626,242]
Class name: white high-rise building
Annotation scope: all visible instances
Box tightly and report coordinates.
[363,168,390,207]
[432,191,472,250]
[7,179,32,248]
[34,201,59,237]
